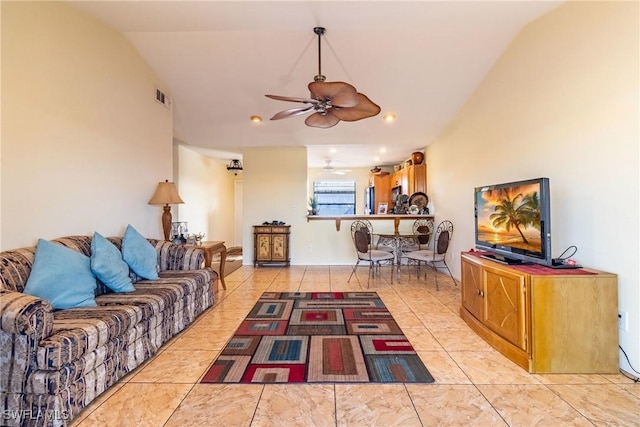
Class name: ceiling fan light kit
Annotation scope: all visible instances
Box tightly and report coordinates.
[265,27,380,129]
[322,160,351,175]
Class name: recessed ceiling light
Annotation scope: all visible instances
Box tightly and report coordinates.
[374,156,381,162]
[383,113,396,122]
[379,147,387,154]
[250,115,262,123]
[329,148,337,154]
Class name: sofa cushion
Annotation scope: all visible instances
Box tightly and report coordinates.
[91,232,135,293]
[97,272,208,319]
[36,305,143,370]
[97,287,173,321]
[122,225,159,280]
[156,269,214,295]
[23,239,97,309]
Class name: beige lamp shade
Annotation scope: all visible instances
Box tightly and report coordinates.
[149,180,184,241]
[148,180,184,205]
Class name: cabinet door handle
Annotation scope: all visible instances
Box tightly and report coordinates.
[478,290,485,297]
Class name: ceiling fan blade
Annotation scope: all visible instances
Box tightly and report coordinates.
[332,93,381,122]
[305,110,340,128]
[265,94,319,104]
[270,106,314,120]
[308,81,359,108]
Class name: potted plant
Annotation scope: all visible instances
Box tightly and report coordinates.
[308,196,319,215]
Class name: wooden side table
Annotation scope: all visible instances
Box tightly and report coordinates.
[199,241,227,290]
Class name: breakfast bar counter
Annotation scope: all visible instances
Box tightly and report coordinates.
[307,214,434,233]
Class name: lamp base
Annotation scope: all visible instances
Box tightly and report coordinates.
[162,205,172,241]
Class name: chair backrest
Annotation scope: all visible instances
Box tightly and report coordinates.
[351,220,372,237]
[413,219,434,245]
[434,220,454,255]
[354,229,371,254]
[351,220,373,244]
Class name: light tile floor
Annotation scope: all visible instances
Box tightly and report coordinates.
[72,265,639,426]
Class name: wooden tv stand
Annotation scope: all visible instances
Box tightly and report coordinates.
[460,252,618,373]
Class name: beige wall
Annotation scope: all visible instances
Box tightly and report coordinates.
[176,144,235,245]
[426,1,639,374]
[241,147,308,263]
[1,2,173,249]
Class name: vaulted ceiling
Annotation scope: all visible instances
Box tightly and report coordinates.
[70,1,562,168]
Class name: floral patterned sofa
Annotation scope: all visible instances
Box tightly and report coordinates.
[0,236,216,427]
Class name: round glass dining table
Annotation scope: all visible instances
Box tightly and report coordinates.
[374,232,418,279]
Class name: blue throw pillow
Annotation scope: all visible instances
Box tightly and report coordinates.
[24,239,97,309]
[91,232,135,292]
[122,225,159,280]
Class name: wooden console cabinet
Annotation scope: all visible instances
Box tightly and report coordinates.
[460,252,618,373]
[253,225,290,267]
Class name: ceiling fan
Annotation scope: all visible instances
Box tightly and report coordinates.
[322,160,351,175]
[265,27,381,129]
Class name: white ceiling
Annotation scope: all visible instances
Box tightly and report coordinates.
[70,1,562,168]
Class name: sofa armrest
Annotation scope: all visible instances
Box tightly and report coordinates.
[0,290,54,337]
[152,241,207,271]
[0,290,54,394]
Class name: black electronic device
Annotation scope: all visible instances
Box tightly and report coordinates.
[550,258,582,269]
[474,177,552,267]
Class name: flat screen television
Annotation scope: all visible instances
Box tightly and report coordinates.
[474,177,551,266]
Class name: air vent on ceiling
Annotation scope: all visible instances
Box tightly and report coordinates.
[155,88,171,109]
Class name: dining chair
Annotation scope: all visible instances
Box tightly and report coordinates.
[402,218,434,253]
[348,228,395,287]
[404,220,456,290]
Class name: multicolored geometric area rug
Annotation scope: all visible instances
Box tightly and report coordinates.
[201,292,435,384]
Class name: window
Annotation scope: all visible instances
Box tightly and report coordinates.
[313,180,356,215]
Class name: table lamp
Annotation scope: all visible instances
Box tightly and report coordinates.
[148,180,184,241]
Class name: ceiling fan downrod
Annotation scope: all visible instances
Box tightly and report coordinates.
[313,27,326,83]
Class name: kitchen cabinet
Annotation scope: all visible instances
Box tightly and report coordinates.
[391,164,426,196]
[409,163,426,194]
[368,173,391,212]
